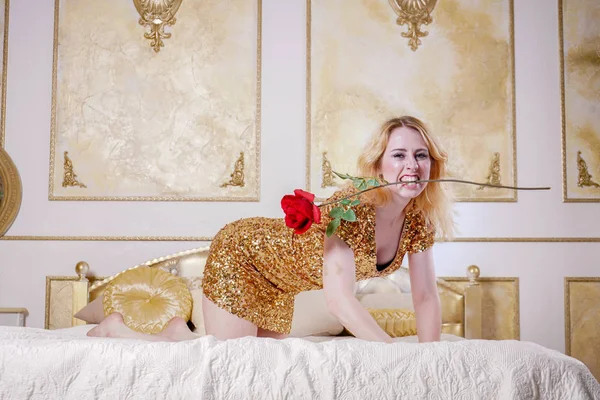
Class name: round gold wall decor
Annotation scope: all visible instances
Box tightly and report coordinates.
[0,147,22,236]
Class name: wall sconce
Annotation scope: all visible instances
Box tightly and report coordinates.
[389,0,438,51]
[133,0,183,53]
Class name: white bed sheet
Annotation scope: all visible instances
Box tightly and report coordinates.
[53,324,467,343]
[0,326,598,400]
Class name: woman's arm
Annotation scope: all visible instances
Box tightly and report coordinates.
[322,234,394,343]
[407,247,442,342]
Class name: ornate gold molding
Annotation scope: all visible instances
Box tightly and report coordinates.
[321,152,336,188]
[388,0,438,51]
[0,0,9,149]
[221,152,245,188]
[133,0,183,53]
[62,151,86,189]
[1,236,212,241]
[477,152,501,190]
[1,236,599,242]
[0,147,22,236]
[564,277,600,381]
[576,151,600,188]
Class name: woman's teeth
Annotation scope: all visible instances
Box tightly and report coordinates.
[399,177,419,183]
[397,176,420,187]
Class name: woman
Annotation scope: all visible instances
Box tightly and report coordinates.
[89,116,455,343]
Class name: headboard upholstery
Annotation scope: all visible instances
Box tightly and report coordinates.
[45,247,483,339]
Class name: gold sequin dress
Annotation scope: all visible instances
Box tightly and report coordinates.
[201,186,435,334]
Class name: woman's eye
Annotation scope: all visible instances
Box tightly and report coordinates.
[416,153,429,159]
[393,153,404,159]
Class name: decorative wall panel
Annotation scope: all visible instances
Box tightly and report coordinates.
[443,277,520,340]
[560,0,600,202]
[49,0,261,201]
[564,278,600,382]
[0,147,22,236]
[0,0,8,149]
[307,0,516,202]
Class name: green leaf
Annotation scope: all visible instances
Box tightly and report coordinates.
[326,218,341,237]
[367,178,380,187]
[329,207,344,219]
[352,178,364,189]
[342,209,356,222]
[333,171,351,180]
[358,180,368,191]
[350,199,360,206]
[340,199,352,205]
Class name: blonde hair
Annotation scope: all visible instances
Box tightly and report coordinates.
[356,116,456,240]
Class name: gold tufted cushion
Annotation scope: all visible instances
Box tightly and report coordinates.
[367,308,418,337]
[102,267,193,334]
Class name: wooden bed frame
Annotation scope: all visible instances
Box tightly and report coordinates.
[44,247,484,339]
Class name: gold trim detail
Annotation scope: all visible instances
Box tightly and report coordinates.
[388,0,437,51]
[564,277,600,381]
[306,0,518,203]
[1,235,212,241]
[477,152,501,190]
[0,308,28,314]
[133,0,183,53]
[0,147,22,236]
[559,0,600,203]
[321,152,336,188]
[62,151,86,189]
[48,0,263,202]
[221,152,245,188]
[1,236,599,242]
[576,151,600,188]
[0,0,9,149]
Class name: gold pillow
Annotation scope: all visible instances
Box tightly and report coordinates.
[368,308,417,337]
[103,267,193,334]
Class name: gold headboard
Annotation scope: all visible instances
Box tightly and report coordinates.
[45,249,484,339]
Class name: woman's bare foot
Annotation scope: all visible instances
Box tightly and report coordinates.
[87,313,130,338]
[157,317,199,341]
[87,313,175,342]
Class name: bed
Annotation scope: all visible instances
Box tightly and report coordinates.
[0,247,597,399]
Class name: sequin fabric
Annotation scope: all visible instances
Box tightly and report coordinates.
[201,186,435,334]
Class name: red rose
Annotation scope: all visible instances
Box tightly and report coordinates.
[281,189,322,234]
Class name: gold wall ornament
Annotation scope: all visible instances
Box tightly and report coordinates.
[62,151,87,189]
[221,152,245,188]
[321,152,336,188]
[576,151,600,188]
[388,0,438,51]
[0,147,22,236]
[133,0,183,53]
[477,152,501,190]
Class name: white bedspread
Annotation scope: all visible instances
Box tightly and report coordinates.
[0,326,598,400]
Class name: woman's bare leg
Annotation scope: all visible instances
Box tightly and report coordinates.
[87,313,198,342]
[202,293,258,340]
[257,328,288,340]
[156,317,199,341]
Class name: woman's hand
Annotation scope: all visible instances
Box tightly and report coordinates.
[407,248,442,342]
[322,234,394,343]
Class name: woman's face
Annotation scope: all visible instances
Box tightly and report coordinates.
[379,126,432,199]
